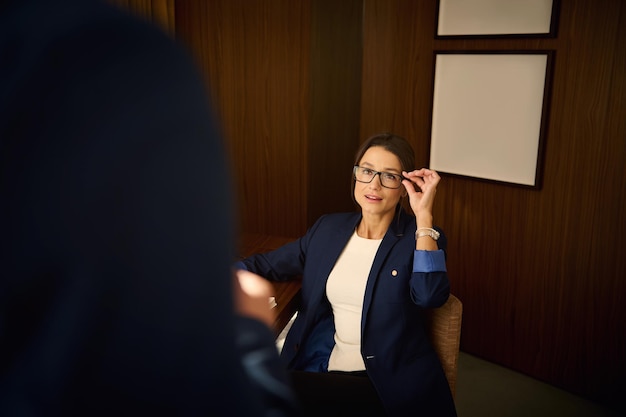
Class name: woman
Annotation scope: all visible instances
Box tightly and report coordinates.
[236,133,457,416]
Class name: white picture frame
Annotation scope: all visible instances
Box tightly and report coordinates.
[429,52,553,188]
[436,0,556,37]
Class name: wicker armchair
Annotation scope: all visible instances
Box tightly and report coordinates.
[425,294,463,398]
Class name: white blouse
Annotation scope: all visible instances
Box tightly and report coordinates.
[326,230,382,371]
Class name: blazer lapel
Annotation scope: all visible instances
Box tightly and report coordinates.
[308,213,362,304]
[361,211,409,332]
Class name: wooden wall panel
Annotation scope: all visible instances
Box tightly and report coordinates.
[175,0,310,237]
[362,0,626,411]
[175,0,361,237]
[360,0,438,167]
[308,0,363,225]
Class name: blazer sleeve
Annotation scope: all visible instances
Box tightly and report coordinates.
[235,215,327,282]
[409,229,450,308]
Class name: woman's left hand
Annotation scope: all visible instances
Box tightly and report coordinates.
[402,168,441,220]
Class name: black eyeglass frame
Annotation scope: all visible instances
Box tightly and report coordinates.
[353,165,405,189]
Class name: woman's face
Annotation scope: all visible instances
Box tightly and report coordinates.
[354,146,405,219]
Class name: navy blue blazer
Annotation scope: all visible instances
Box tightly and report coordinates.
[239,210,457,416]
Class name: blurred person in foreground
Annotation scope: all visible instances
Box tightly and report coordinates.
[0,0,296,415]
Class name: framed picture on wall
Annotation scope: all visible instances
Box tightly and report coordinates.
[436,0,559,38]
[428,51,554,188]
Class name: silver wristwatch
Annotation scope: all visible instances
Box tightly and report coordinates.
[415,227,440,241]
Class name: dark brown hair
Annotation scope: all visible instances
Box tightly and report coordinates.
[351,133,416,214]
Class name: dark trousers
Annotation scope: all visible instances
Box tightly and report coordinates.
[289,370,387,417]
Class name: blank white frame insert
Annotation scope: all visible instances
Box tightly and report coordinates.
[437,0,554,36]
[429,53,549,187]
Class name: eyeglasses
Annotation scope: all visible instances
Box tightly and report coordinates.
[353,165,404,189]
